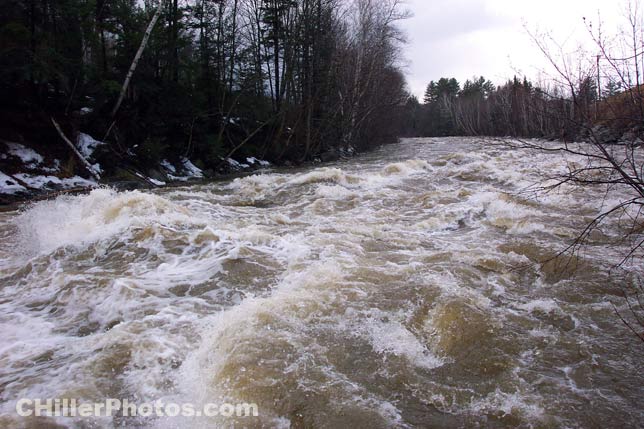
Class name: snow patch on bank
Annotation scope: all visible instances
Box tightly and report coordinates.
[41,159,61,174]
[182,158,204,178]
[14,174,97,190]
[0,170,27,194]
[228,156,271,170]
[161,160,177,174]
[0,166,97,196]
[76,133,105,177]
[148,178,166,186]
[161,158,204,182]
[226,158,250,169]
[134,172,166,186]
[0,139,100,197]
[77,133,104,158]
[246,157,271,167]
[5,142,44,169]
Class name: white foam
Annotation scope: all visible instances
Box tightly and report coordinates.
[177,260,340,409]
[517,299,563,315]
[468,388,545,421]
[287,167,357,186]
[15,188,194,254]
[1,136,642,426]
[315,184,356,199]
[360,316,443,370]
[382,159,432,176]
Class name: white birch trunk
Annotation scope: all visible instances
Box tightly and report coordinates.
[111,4,162,118]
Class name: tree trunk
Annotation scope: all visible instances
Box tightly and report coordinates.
[110,3,162,118]
[51,117,101,180]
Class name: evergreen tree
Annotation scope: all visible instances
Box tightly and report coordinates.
[0,0,411,175]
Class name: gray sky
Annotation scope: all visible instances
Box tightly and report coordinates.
[403,0,625,98]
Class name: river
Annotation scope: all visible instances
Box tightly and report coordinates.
[0,137,643,428]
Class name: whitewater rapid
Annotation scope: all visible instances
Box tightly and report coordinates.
[0,138,643,428]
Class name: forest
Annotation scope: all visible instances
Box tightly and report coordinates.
[1,0,410,180]
[399,75,608,141]
[400,11,644,145]
[2,0,644,188]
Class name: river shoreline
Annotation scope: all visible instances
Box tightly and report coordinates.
[0,149,360,210]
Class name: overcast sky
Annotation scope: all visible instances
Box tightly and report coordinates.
[403,0,626,98]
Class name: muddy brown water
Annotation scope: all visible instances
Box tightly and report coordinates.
[0,138,643,428]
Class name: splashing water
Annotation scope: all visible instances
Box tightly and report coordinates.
[1,138,643,428]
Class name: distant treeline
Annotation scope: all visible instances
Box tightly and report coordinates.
[1,0,409,170]
[398,75,609,141]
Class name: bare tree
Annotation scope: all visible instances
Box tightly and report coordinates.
[507,2,644,342]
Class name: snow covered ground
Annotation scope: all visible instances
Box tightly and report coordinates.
[226,156,272,171]
[1,133,272,200]
[161,158,205,182]
[77,133,104,159]
[247,157,271,167]
[1,140,98,197]
[226,158,250,169]
[4,142,44,168]
[15,174,97,190]
[0,171,27,194]
[77,133,104,176]
[0,169,98,196]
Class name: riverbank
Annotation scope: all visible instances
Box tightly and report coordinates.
[0,132,357,208]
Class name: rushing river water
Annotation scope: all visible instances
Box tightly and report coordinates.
[0,137,643,428]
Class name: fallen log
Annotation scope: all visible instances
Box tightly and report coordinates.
[51,117,101,181]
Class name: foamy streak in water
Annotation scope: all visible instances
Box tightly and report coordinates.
[15,189,196,255]
[0,138,643,428]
